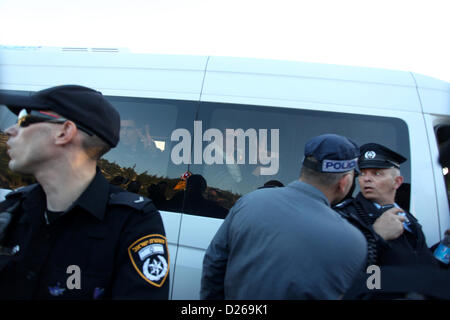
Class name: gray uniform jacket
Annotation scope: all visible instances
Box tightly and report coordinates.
[200,181,367,300]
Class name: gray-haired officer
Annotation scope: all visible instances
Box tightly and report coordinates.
[201,134,367,299]
[335,143,438,267]
[0,85,169,299]
[335,143,450,299]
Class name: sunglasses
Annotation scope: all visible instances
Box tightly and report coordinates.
[17,109,93,136]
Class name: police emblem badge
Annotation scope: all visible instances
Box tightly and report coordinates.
[365,151,376,159]
[128,234,169,287]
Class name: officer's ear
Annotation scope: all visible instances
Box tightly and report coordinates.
[338,172,353,194]
[54,121,78,146]
[393,175,404,190]
[331,173,353,205]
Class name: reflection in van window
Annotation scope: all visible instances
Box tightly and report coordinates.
[98,96,197,213]
[187,102,411,216]
[105,100,177,177]
[161,174,228,219]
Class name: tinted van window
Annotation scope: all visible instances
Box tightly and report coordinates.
[100,96,197,212]
[185,102,410,217]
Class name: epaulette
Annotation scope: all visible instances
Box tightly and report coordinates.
[5,184,39,199]
[333,198,354,209]
[108,191,155,212]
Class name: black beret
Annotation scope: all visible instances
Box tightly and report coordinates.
[0,85,120,148]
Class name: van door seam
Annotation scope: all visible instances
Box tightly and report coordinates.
[410,72,442,239]
[170,56,210,299]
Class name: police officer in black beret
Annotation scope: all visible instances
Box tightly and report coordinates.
[335,143,450,299]
[0,85,169,299]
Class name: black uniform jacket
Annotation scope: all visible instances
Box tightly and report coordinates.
[336,193,450,299]
[0,170,169,300]
[335,192,438,267]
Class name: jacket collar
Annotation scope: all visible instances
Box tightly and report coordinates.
[16,169,110,224]
[66,168,110,221]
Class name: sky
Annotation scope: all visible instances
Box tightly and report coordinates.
[1,0,450,82]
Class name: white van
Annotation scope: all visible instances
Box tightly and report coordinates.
[0,46,449,299]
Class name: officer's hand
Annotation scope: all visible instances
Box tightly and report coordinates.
[373,207,406,241]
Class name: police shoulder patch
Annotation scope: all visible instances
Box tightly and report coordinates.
[128,234,169,287]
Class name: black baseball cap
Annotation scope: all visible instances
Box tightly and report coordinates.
[359,143,406,169]
[303,134,360,173]
[0,85,120,148]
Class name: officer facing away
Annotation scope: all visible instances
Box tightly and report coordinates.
[201,134,367,299]
[0,85,169,299]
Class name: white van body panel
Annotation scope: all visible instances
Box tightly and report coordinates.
[0,50,207,101]
[172,215,224,299]
[202,57,422,112]
[413,73,450,116]
[0,47,449,300]
[159,210,182,297]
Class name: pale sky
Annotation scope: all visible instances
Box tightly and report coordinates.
[1,0,450,82]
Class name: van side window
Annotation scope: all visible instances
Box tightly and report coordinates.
[185,102,411,218]
[435,125,450,206]
[100,96,197,213]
